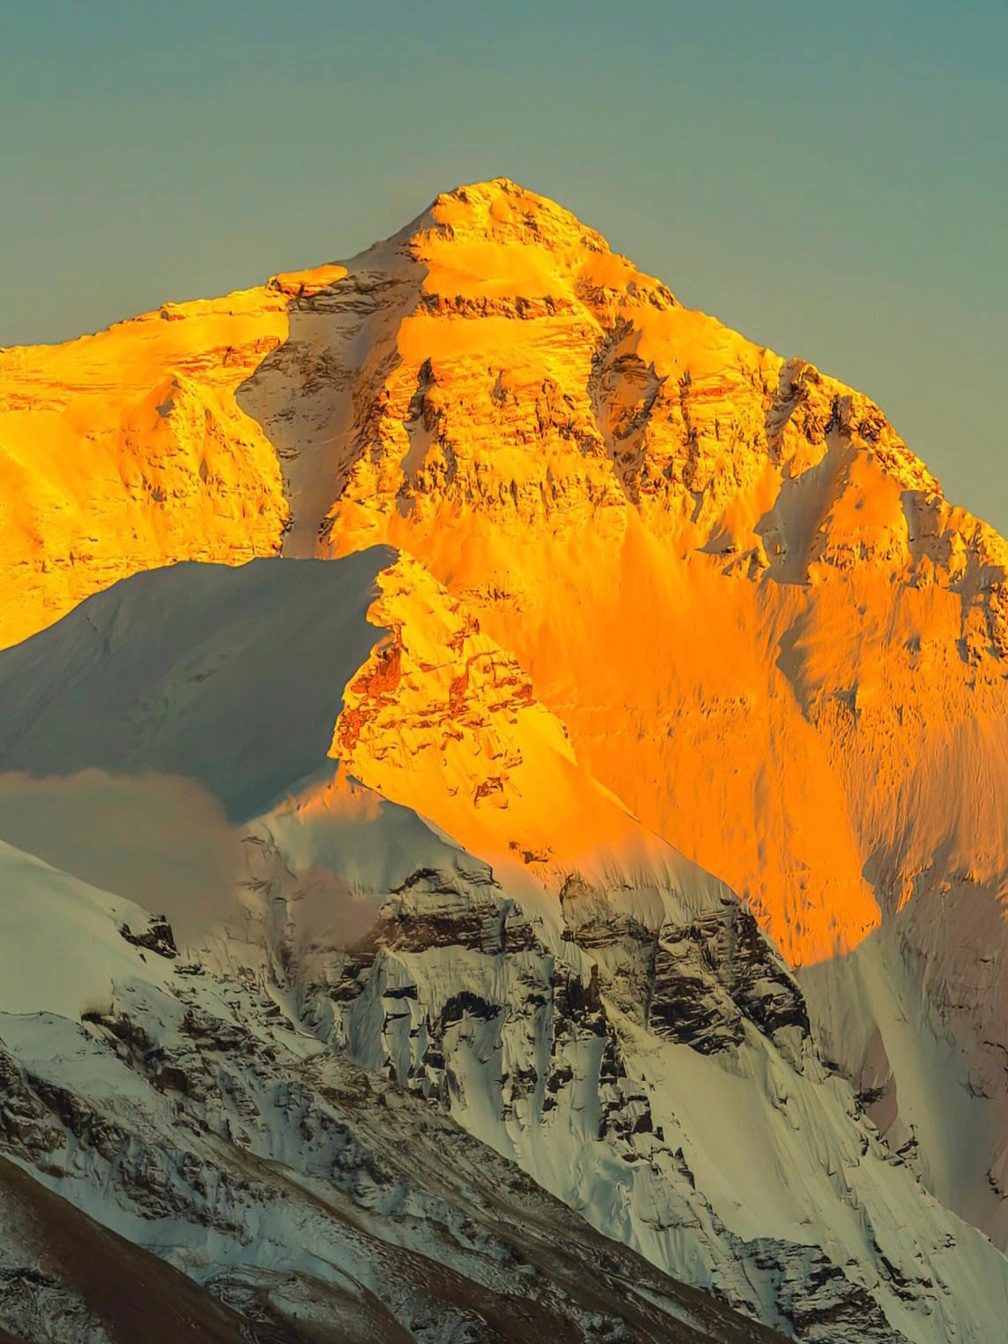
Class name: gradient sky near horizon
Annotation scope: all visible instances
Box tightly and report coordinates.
[3,2,1006,529]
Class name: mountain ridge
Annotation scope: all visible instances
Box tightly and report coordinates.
[4,179,1008,1340]
[0,556,1004,1344]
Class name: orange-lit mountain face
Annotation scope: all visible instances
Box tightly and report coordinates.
[5,183,1006,948]
[4,179,1008,1270]
[0,289,290,649]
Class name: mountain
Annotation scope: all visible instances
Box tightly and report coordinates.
[0,840,786,1344]
[0,1150,250,1344]
[2,178,1008,1341]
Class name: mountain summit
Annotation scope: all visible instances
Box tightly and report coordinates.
[3,182,1008,1342]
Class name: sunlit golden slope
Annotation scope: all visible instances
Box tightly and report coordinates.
[233,181,1008,971]
[5,178,1007,957]
[327,553,720,923]
[0,289,290,647]
[5,179,1008,1241]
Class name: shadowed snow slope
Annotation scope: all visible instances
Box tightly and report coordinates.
[0,841,171,1020]
[0,551,392,820]
[3,558,1008,1342]
[0,840,786,1344]
[4,179,1008,1339]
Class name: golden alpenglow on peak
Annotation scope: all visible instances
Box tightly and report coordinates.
[423,177,613,253]
[5,181,1008,1344]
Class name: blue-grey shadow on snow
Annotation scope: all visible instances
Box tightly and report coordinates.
[0,547,395,822]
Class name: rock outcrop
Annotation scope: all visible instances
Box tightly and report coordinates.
[4,178,1008,1336]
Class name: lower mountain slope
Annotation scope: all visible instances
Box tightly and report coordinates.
[0,841,784,1344]
[2,554,1008,1342]
[5,179,1008,1267]
[0,1152,250,1344]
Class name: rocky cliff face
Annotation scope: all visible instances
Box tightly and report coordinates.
[0,846,793,1344]
[2,555,1008,1343]
[312,864,988,1344]
[237,180,1008,1255]
[3,179,1008,1339]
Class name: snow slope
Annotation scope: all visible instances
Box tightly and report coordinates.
[0,839,786,1344]
[0,842,172,1020]
[2,554,1008,1341]
[0,550,391,820]
[3,178,1008,1335]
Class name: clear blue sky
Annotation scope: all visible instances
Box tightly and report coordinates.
[3,2,1005,530]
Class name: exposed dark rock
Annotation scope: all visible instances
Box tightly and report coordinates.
[439,992,500,1030]
[649,899,810,1052]
[119,916,178,959]
[649,935,744,1052]
[747,1238,908,1343]
[0,1048,64,1160]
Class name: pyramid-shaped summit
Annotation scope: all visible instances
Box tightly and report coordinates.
[3,181,1008,1343]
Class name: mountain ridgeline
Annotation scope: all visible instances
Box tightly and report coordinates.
[1,179,1008,1343]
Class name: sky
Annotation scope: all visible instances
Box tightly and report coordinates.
[3,1,1006,529]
